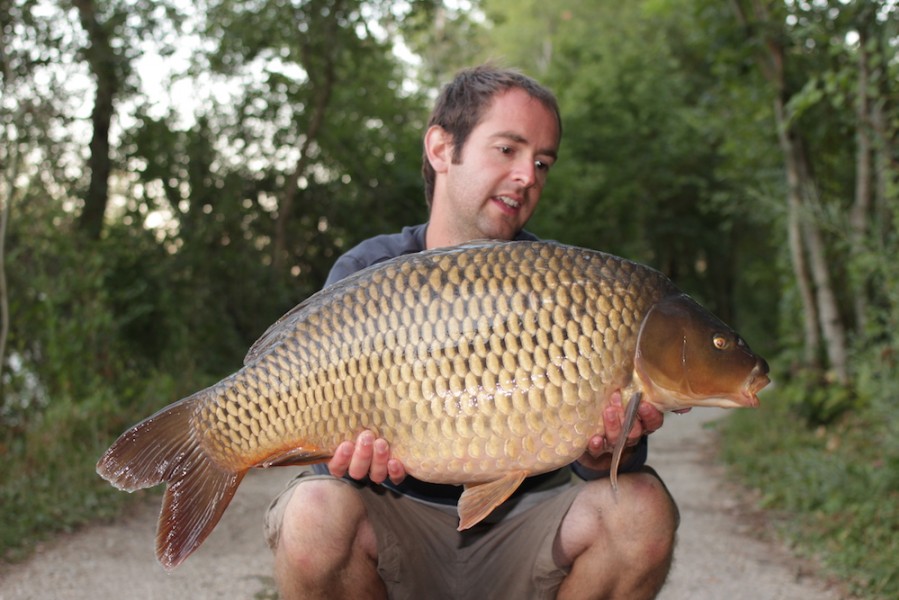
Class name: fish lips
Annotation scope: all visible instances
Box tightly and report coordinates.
[714,360,771,409]
[742,361,772,408]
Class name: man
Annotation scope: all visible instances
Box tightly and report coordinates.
[265,64,679,599]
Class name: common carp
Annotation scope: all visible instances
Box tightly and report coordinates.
[97,240,770,570]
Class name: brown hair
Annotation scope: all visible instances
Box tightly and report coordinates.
[422,64,562,207]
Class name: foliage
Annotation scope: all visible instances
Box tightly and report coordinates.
[403,1,488,88]
[475,0,784,349]
[0,201,196,560]
[776,369,858,426]
[1,0,432,562]
[0,382,174,561]
[1,1,898,596]
[720,378,899,599]
[476,2,899,597]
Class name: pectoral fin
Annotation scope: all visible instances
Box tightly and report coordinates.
[610,391,643,493]
[457,471,528,530]
[258,445,333,468]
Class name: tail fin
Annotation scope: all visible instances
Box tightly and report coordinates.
[96,393,245,570]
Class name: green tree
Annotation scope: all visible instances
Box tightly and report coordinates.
[111,0,435,375]
[1,0,84,401]
[404,1,488,89]
[476,0,780,337]
[725,0,898,389]
[69,0,182,240]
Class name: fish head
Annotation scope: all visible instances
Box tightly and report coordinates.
[634,294,770,412]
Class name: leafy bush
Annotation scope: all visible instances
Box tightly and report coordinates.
[720,375,899,599]
[778,368,859,426]
[0,376,177,561]
[0,210,277,560]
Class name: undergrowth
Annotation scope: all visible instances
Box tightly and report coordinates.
[719,377,899,599]
[0,374,180,562]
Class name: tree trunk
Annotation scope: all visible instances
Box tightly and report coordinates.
[800,181,849,383]
[73,0,119,241]
[731,0,850,382]
[773,68,849,385]
[775,98,820,370]
[0,148,11,393]
[272,78,333,272]
[850,20,873,333]
[271,0,341,273]
[0,32,17,392]
[867,20,897,247]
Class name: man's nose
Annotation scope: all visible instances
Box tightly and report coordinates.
[512,157,537,187]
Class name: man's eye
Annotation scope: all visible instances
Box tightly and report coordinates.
[536,160,551,172]
[499,145,512,154]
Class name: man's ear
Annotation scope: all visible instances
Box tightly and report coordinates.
[424,125,453,173]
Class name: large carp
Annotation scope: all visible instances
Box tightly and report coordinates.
[97,240,769,569]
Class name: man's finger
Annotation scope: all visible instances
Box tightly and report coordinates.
[603,404,622,447]
[327,441,354,477]
[585,434,606,458]
[368,438,390,484]
[387,458,406,485]
[347,431,375,480]
[637,402,664,434]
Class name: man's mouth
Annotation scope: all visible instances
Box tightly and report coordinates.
[496,195,521,210]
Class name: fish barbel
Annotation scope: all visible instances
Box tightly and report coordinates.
[97,240,770,569]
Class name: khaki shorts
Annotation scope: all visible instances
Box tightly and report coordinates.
[265,471,583,599]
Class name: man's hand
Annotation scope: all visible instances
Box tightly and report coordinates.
[327,430,407,485]
[578,391,665,471]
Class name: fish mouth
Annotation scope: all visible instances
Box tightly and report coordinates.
[742,361,772,408]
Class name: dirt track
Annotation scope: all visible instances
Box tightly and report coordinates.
[0,408,847,599]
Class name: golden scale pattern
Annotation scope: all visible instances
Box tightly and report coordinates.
[195,242,676,481]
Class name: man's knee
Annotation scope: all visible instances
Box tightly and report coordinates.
[271,479,385,599]
[627,467,679,521]
[275,479,371,568]
[558,469,677,557]
[611,468,679,564]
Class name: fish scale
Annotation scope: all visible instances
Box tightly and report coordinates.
[97,239,770,570]
[190,242,669,481]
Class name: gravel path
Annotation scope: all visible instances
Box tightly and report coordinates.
[0,408,847,599]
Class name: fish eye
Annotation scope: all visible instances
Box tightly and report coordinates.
[712,334,730,350]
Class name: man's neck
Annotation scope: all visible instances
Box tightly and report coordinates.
[424,224,455,250]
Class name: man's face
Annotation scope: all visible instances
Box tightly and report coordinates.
[429,88,560,246]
